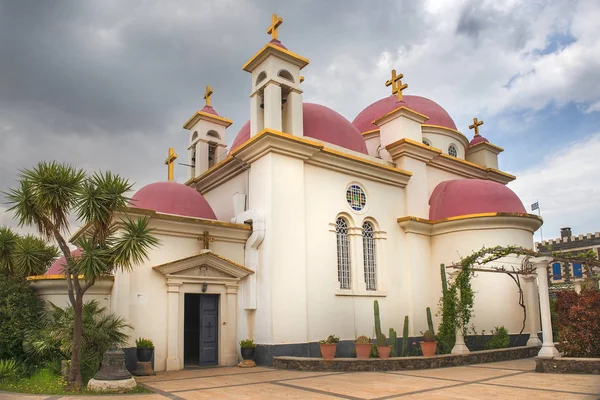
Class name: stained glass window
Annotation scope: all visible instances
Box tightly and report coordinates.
[362,222,376,290]
[448,145,458,157]
[336,218,351,290]
[346,185,366,211]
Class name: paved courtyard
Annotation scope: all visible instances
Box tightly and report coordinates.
[1,358,599,399]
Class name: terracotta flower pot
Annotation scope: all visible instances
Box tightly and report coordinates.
[355,343,372,359]
[320,344,337,360]
[377,345,391,359]
[420,341,437,357]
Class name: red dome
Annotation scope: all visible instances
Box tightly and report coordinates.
[469,135,489,146]
[352,95,457,133]
[46,249,82,275]
[129,182,217,220]
[429,179,526,220]
[200,105,219,116]
[230,103,368,154]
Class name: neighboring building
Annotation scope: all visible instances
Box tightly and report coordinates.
[536,228,600,285]
[27,15,543,370]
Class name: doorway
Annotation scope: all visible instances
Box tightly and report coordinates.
[184,293,219,367]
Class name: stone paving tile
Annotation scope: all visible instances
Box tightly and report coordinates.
[389,366,519,382]
[469,358,536,371]
[60,395,165,400]
[0,393,47,400]
[395,383,598,399]
[484,371,600,395]
[146,370,330,392]
[137,366,273,382]
[282,372,455,399]
[177,382,343,399]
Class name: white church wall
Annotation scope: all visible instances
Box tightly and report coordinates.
[302,164,413,343]
[421,129,467,159]
[202,170,249,222]
[425,167,467,202]
[431,222,536,334]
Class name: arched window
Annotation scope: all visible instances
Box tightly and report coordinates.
[362,221,376,290]
[207,130,221,139]
[422,139,431,146]
[191,131,199,143]
[448,144,458,157]
[208,142,218,168]
[277,69,295,82]
[256,71,267,85]
[336,217,351,289]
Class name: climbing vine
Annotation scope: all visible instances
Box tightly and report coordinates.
[437,246,599,354]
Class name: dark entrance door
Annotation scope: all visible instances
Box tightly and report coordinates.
[184,294,219,366]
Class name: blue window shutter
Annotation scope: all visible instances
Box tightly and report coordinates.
[552,263,562,280]
[573,263,583,278]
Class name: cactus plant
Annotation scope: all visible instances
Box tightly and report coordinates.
[423,330,436,342]
[389,328,397,357]
[440,264,448,295]
[355,335,371,344]
[377,333,387,346]
[426,307,435,335]
[374,300,382,338]
[402,315,409,356]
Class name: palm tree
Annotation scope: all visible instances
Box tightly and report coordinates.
[5,161,159,388]
[0,226,58,278]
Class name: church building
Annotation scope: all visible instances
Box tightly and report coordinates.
[29,14,543,369]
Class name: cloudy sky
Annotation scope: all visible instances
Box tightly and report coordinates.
[1,0,599,242]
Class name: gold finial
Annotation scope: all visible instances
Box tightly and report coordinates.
[385,69,408,101]
[203,85,213,107]
[267,13,283,40]
[469,117,484,136]
[165,147,178,181]
[300,76,305,83]
[200,231,216,249]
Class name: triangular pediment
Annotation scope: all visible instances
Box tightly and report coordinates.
[153,250,253,280]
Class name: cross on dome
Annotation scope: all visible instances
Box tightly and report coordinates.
[165,147,178,181]
[469,117,484,136]
[267,14,283,40]
[385,69,408,101]
[203,85,213,107]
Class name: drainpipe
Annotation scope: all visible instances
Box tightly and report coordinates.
[231,209,266,310]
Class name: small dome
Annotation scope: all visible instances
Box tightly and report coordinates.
[429,179,526,220]
[46,249,82,275]
[129,182,217,220]
[469,135,489,146]
[269,39,288,50]
[230,103,368,154]
[353,95,457,133]
[200,105,219,116]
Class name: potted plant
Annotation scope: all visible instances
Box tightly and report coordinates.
[136,337,154,362]
[319,334,339,360]
[240,339,256,360]
[377,333,391,359]
[355,335,372,359]
[419,330,437,357]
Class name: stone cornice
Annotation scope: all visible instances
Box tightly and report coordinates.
[429,154,516,184]
[386,138,441,162]
[467,141,504,154]
[372,106,429,127]
[153,249,253,278]
[183,111,233,130]
[242,43,309,72]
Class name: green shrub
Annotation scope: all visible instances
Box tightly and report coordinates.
[0,276,45,364]
[0,359,19,382]
[135,338,154,349]
[319,335,339,344]
[239,339,256,349]
[486,326,510,349]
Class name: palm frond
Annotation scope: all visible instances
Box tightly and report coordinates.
[0,227,19,275]
[111,217,160,272]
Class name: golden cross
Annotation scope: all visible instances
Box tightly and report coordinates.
[200,231,216,249]
[165,147,178,181]
[469,117,484,136]
[267,13,283,40]
[385,69,408,101]
[203,85,213,107]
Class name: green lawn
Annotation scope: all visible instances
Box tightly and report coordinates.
[0,368,151,395]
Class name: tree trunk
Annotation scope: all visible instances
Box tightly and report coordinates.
[68,297,84,389]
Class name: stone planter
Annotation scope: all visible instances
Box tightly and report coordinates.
[378,346,391,359]
[137,347,154,363]
[320,344,337,360]
[420,341,437,357]
[355,343,372,359]
[241,347,255,360]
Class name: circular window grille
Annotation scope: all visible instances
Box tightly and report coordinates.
[346,185,367,211]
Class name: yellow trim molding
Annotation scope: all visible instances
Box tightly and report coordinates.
[26,274,114,281]
[183,111,233,130]
[372,106,429,126]
[397,212,542,225]
[242,43,310,72]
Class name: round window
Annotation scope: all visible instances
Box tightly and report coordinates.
[346,184,367,211]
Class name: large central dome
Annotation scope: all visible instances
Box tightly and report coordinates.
[230,103,368,154]
[353,95,457,133]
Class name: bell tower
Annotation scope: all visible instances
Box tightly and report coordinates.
[242,14,309,137]
[183,86,233,179]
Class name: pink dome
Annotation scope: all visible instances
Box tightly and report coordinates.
[352,95,457,133]
[429,179,526,220]
[469,135,489,146]
[230,103,368,154]
[129,182,217,220]
[269,39,288,50]
[45,249,82,275]
[200,105,219,116]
